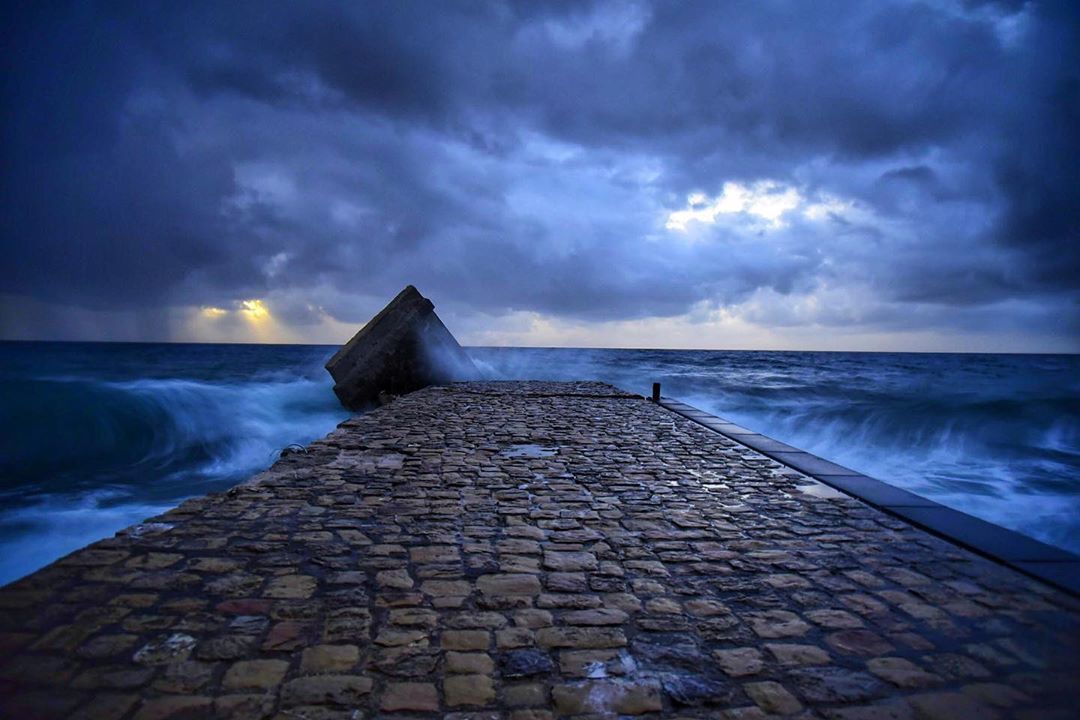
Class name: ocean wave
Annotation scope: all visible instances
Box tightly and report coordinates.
[0,374,346,499]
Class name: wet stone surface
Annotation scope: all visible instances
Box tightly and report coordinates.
[0,380,1077,718]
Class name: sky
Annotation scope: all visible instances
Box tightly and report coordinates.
[2,0,1077,352]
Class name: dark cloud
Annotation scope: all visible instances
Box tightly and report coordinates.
[1,0,1077,345]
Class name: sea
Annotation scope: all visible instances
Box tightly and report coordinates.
[1,341,1077,585]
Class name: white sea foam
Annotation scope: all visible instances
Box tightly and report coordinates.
[0,490,175,585]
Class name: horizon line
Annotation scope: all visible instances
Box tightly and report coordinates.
[1,338,1076,357]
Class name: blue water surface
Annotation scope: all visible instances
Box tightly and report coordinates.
[1,341,1077,584]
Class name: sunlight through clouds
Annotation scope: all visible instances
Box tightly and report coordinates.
[239,299,270,321]
[665,181,803,231]
[3,2,1075,353]
[803,195,854,221]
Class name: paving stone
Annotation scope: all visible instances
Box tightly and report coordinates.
[746,610,811,638]
[187,557,243,574]
[449,612,509,629]
[77,634,139,660]
[222,659,289,691]
[322,608,370,642]
[660,672,735,706]
[501,649,555,678]
[922,652,992,679]
[420,579,471,597]
[216,598,272,615]
[867,658,941,688]
[537,593,602,609]
[281,675,374,706]
[546,572,588,592]
[787,666,887,704]
[390,608,439,628]
[125,553,184,570]
[496,627,535,649]
[645,597,681,614]
[446,651,495,674]
[301,645,360,674]
[263,574,317,599]
[381,681,440,712]
[375,628,429,647]
[514,609,554,628]
[132,634,196,665]
[213,693,275,720]
[152,660,215,693]
[766,643,831,666]
[376,569,414,589]
[445,674,496,706]
[443,629,491,650]
[504,682,547,706]
[744,680,803,715]
[536,626,627,649]
[714,647,765,676]
[543,551,598,572]
[826,630,896,657]
[132,696,213,720]
[372,646,440,677]
[685,598,730,616]
[807,609,865,629]
[635,638,705,668]
[603,593,643,613]
[563,608,629,626]
[552,679,663,715]
[262,620,309,651]
[558,648,623,677]
[477,574,542,596]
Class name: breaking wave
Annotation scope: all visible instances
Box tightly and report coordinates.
[0,342,347,584]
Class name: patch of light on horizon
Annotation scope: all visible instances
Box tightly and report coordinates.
[665,181,802,231]
[239,299,270,321]
[200,306,228,318]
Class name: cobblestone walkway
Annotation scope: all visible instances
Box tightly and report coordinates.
[1,381,1077,720]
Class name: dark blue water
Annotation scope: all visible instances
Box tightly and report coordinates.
[1,342,1077,584]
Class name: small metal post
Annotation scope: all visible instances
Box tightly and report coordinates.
[651,382,661,403]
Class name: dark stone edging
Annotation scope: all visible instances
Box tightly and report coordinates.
[656,396,1080,596]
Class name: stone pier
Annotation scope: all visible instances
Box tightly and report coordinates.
[1,381,1077,719]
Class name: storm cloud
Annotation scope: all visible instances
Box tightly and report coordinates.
[2,0,1077,349]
